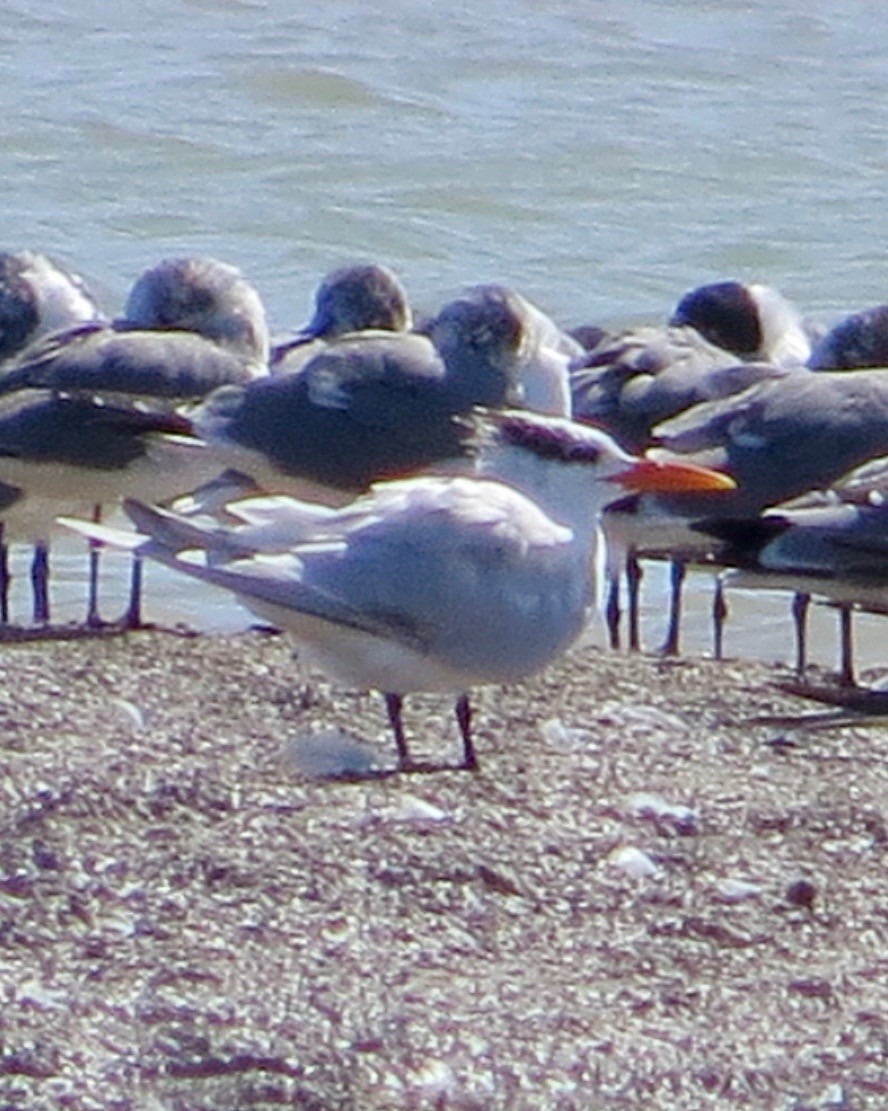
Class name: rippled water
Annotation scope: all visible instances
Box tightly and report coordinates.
[2,0,887,667]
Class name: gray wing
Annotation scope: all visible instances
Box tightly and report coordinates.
[123,493,451,651]
[197,333,477,492]
[696,498,888,579]
[761,501,888,577]
[0,325,256,400]
[653,369,888,514]
[125,479,586,681]
[570,326,738,451]
[0,390,194,471]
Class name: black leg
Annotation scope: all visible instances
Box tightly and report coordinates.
[455,694,477,771]
[0,523,9,625]
[626,552,643,652]
[86,503,103,628]
[605,574,621,650]
[660,559,686,656]
[791,592,810,677]
[838,605,855,688]
[122,555,144,629]
[31,542,50,625]
[712,575,728,661]
[384,692,411,769]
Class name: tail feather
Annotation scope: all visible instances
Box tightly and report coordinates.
[120,504,426,646]
[122,498,257,559]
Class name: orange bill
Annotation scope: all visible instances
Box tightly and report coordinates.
[611,457,737,494]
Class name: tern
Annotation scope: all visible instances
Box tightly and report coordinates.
[191,283,576,509]
[571,278,812,452]
[626,367,888,661]
[0,250,105,623]
[64,411,734,773]
[669,280,812,369]
[0,256,269,626]
[571,279,808,652]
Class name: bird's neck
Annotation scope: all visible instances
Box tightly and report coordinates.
[478,443,604,555]
[518,349,572,417]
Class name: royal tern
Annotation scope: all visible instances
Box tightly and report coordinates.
[64,411,734,773]
[0,250,105,623]
[0,256,268,400]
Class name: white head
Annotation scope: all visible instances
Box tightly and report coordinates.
[748,283,811,367]
[495,287,576,416]
[0,251,101,361]
[473,410,737,548]
[431,284,574,416]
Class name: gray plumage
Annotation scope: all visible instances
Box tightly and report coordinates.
[571,326,783,452]
[0,257,269,401]
[570,280,810,453]
[62,410,730,772]
[0,390,194,473]
[0,257,269,626]
[808,304,888,371]
[599,365,888,656]
[0,250,101,363]
[195,284,570,501]
[271,263,412,369]
[653,368,888,513]
[692,456,888,684]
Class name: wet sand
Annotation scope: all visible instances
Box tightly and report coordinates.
[1,628,886,1109]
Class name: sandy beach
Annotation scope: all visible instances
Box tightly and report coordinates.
[1,626,886,1109]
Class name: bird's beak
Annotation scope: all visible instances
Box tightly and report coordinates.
[611,457,737,493]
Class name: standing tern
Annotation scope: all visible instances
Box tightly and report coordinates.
[632,367,888,661]
[571,279,808,652]
[64,410,734,773]
[0,250,105,624]
[0,256,269,626]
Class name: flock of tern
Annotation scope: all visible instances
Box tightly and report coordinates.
[2,248,886,771]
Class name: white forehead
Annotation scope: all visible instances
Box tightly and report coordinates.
[25,253,101,335]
